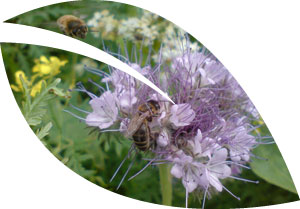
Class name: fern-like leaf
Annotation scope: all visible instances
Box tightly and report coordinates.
[36,122,53,140]
[20,78,61,126]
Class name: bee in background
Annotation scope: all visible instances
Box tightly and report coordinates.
[57,15,88,39]
[125,100,161,151]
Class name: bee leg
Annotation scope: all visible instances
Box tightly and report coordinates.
[110,144,134,183]
[59,26,67,35]
[116,150,137,190]
[149,132,159,149]
[69,31,75,37]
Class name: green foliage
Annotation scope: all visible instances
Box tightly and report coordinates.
[249,124,298,194]
[251,143,298,194]
[158,164,172,206]
[47,98,102,180]
[36,122,52,140]
[21,78,61,126]
[18,74,69,146]
[201,169,298,209]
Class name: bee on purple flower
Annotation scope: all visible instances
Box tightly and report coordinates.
[66,39,271,208]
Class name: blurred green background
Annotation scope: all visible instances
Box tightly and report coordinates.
[1,1,298,208]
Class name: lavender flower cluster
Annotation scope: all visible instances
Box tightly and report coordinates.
[71,46,263,207]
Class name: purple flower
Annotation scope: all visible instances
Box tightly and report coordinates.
[86,91,118,129]
[199,59,229,86]
[219,119,257,162]
[68,41,265,208]
[228,127,256,162]
[169,103,195,127]
[119,118,130,134]
[199,148,231,192]
[189,129,219,158]
[170,150,202,193]
[157,128,170,147]
[116,88,137,114]
[170,130,230,194]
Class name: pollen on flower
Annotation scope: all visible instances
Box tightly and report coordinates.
[67,38,268,208]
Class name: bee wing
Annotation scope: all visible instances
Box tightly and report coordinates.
[124,112,149,138]
[40,22,59,29]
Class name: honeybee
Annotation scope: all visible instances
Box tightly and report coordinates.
[125,100,160,151]
[57,15,88,39]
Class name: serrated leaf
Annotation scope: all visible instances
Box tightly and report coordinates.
[50,86,70,98]
[36,122,53,140]
[251,143,298,194]
[27,117,44,126]
[22,78,61,126]
[19,75,31,111]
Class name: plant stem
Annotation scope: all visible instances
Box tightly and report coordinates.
[71,53,78,89]
[158,164,172,206]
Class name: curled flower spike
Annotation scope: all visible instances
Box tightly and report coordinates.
[67,40,265,208]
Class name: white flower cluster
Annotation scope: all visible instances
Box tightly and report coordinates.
[152,25,201,62]
[87,10,119,40]
[118,11,160,44]
[87,9,200,60]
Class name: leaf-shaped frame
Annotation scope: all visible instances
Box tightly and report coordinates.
[2,1,299,208]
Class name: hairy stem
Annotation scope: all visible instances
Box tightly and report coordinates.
[158,164,172,206]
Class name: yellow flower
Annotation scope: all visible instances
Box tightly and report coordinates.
[10,70,46,97]
[10,70,30,92]
[11,56,67,97]
[30,80,45,97]
[33,56,68,76]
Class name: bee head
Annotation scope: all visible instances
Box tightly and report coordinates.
[73,25,88,39]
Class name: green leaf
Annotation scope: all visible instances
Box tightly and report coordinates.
[50,86,70,98]
[22,78,61,126]
[19,75,31,112]
[250,143,298,194]
[36,122,53,140]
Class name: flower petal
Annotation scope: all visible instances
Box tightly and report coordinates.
[171,164,183,179]
[211,148,228,164]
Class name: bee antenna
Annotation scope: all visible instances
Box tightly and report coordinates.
[110,144,134,183]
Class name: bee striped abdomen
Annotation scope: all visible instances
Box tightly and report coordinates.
[132,124,151,151]
[127,100,160,151]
